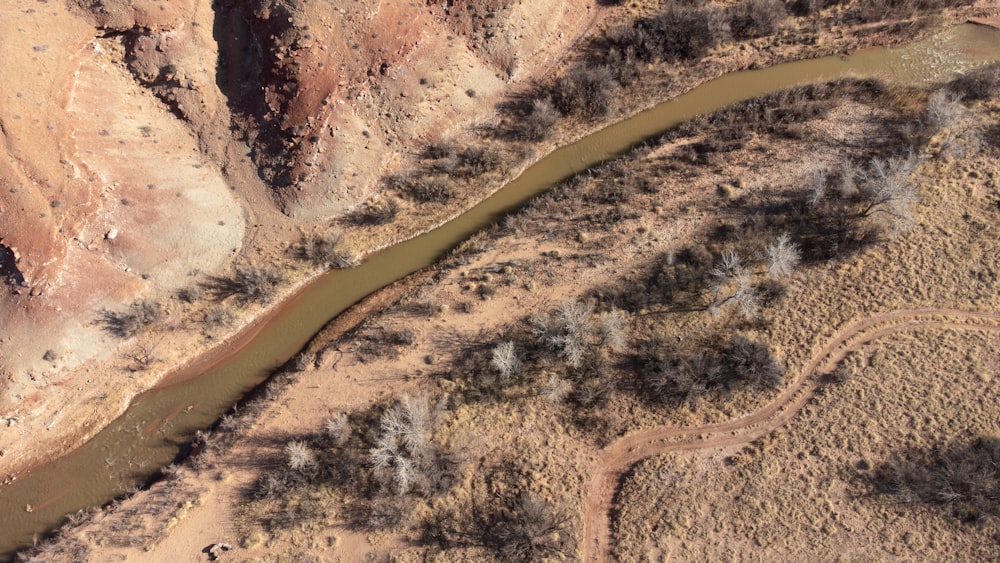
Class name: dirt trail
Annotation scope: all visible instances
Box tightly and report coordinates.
[581,308,1000,561]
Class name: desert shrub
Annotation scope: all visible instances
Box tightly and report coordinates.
[422,491,574,562]
[368,395,451,496]
[354,326,416,362]
[609,2,728,63]
[480,493,574,562]
[284,440,316,472]
[491,341,523,379]
[519,98,561,141]
[728,0,787,40]
[640,333,784,404]
[946,63,1000,102]
[707,251,760,319]
[176,286,204,303]
[857,152,920,233]
[764,233,801,279]
[99,299,160,338]
[848,0,975,23]
[201,266,284,306]
[395,176,455,203]
[789,0,841,16]
[532,300,596,369]
[868,437,1000,525]
[548,65,615,120]
[454,146,504,178]
[295,229,358,269]
[349,197,400,226]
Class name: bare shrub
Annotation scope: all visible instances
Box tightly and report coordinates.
[641,334,784,403]
[491,341,523,379]
[354,326,416,362]
[325,413,350,447]
[396,176,455,204]
[764,233,801,279]
[728,0,787,40]
[285,440,315,472]
[176,286,204,303]
[296,229,358,269]
[99,299,160,338]
[124,340,159,372]
[482,493,574,562]
[869,436,1000,525]
[806,167,828,208]
[369,395,438,496]
[452,146,504,178]
[549,65,615,120]
[542,375,573,403]
[946,63,1000,102]
[349,197,400,226]
[858,153,920,233]
[520,97,561,141]
[201,266,284,306]
[533,300,595,368]
[708,251,760,319]
[598,308,628,352]
[924,89,980,158]
[610,2,729,63]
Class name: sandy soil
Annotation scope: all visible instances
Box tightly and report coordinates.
[0,0,603,481]
[27,5,1000,556]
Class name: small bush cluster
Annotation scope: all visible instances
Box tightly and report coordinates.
[348,197,400,226]
[99,299,160,338]
[388,174,455,204]
[946,63,1000,102]
[354,326,417,362]
[608,2,729,64]
[547,65,616,121]
[295,229,358,269]
[868,437,1000,526]
[727,0,788,40]
[640,333,785,404]
[201,266,284,306]
[420,481,574,562]
[248,394,459,534]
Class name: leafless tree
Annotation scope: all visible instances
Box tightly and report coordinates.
[285,440,315,472]
[807,167,828,208]
[708,252,759,319]
[598,308,629,352]
[124,340,160,372]
[325,413,350,447]
[859,153,920,233]
[541,375,573,403]
[764,233,801,279]
[532,300,596,368]
[521,98,561,141]
[491,341,523,379]
[369,395,435,496]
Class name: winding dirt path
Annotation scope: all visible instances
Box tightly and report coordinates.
[581,308,1000,561]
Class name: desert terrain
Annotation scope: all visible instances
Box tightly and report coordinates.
[3,0,1000,561]
[0,0,601,482]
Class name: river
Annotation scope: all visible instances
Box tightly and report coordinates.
[1,23,998,559]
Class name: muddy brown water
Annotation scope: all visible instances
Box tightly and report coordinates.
[1,24,998,559]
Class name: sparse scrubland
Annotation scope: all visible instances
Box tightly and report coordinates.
[14,0,1000,560]
[176,63,996,560]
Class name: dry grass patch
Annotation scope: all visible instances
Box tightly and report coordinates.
[613,327,1000,560]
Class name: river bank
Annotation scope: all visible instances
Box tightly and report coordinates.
[3,2,996,560]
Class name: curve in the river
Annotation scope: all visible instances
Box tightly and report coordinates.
[1,23,999,560]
